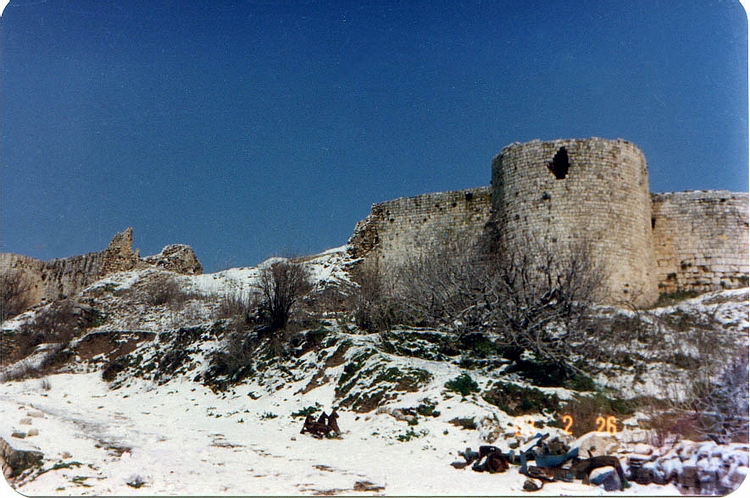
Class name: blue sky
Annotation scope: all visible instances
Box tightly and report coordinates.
[1,1,747,272]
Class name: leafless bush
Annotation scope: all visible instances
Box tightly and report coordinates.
[687,348,749,443]
[390,236,603,377]
[16,300,80,358]
[216,291,258,322]
[349,258,403,332]
[395,239,489,331]
[484,239,603,372]
[258,260,312,333]
[1,268,35,322]
[141,274,196,310]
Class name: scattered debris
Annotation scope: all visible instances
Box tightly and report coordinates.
[452,433,630,492]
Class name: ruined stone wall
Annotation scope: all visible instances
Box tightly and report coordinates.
[652,190,749,294]
[1,228,203,318]
[491,138,658,307]
[349,187,492,267]
[0,252,106,305]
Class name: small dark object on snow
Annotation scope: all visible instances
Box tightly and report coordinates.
[454,446,511,473]
[459,447,480,464]
[327,409,341,434]
[300,408,341,437]
[523,478,542,491]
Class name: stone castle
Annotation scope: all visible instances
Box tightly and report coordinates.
[349,138,749,307]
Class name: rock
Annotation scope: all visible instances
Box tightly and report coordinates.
[144,244,203,275]
[0,437,43,478]
[575,432,620,456]
[633,443,653,456]
[101,227,140,275]
[523,478,541,491]
[589,467,622,491]
[27,429,39,437]
[353,480,385,492]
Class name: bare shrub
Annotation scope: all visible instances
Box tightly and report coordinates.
[349,258,403,332]
[389,236,603,380]
[16,300,80,358]
[687,349,749,443]
[1,268,35,321]
[484,238,603,373]
[216,291,256,320]
[141,274,196,310]
[395,239,488,332]
[258,260,312,333]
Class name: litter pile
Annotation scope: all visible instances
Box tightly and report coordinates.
[452,433,628,492]
[451,432,749,494]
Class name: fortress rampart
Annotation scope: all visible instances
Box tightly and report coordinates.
[349,138,748,307]
[652,190,749,293]
[349,187,492,267]
[0,228,202,311]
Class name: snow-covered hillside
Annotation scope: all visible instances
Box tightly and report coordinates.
[1,246,748,495]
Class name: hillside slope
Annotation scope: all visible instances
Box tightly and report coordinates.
[1,246,748,495]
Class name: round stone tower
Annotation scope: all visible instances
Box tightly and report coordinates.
[491,138,658,307]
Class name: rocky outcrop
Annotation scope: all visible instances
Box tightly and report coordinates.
[143,244,202,275]
[1,437,43,479]
[1,228,202,319]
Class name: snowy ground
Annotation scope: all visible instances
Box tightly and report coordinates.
[1,248,747,495]
[2,370,691,496]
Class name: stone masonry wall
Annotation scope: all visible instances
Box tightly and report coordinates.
[652,190,749,294]
[1,228,203,317]
[349,138,747,307]
[349,187,492,267]
[491,138,658,307]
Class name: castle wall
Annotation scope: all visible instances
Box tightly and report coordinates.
[491,138,658,307]
[652,190,749,294]
[0,252,106,304]
[1,228,203,319]
[349,187,492,267]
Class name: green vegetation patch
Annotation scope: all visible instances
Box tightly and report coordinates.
[444,373,480,396]
[383,329,458,361]
[291,404,322,418]
[483,381,561,416]
[653,290,701,308]
[335,351,432,413]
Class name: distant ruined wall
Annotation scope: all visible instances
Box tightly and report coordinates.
[652,191,749,294]
[349,187,492,267]
[1,228,203,317]
[0,252,106,305]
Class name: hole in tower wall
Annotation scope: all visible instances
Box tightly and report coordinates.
[547,147,570,180]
